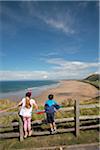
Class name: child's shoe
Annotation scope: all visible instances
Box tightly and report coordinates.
[28,130,32,136]
[53,129,57,134]
[53,127,57,133]
[24,132,28,138]
[50,128,54,134]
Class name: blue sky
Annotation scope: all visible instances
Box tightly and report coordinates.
[0,1,99,80]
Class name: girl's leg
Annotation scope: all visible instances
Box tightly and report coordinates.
[23,117,28,138]
[27,117,32,136]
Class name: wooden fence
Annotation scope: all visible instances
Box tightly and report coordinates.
[0,100,100,141]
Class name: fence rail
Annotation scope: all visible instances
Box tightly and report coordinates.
[0,100,99,141]
[0,103,99,117]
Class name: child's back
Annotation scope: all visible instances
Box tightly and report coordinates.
[44,94,60,134]
[45,99,57,113]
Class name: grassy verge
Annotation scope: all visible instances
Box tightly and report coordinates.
[0,129,99,150]
[0,98,99,149]
[0,97,99,125]
[80,79,100,89]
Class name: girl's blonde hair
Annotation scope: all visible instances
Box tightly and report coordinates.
[25,97,31,109]
[25,92,32,109]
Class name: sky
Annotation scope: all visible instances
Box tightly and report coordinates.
[0,0,99,80]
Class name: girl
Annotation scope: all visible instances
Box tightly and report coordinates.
[18,92,38,138]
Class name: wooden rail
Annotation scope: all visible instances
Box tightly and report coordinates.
[0,103,99,117]
[0,100,99,141]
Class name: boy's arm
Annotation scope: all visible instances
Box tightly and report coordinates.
[44,103,49,113]
[54,101,60,110]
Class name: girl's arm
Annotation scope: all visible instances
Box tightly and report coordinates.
[18,101,23,107]
[34,102,38,111]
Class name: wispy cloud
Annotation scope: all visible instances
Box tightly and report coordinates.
[40,16,75,35]
[46,58,99,79]
[0,58,99,80]
[0,71,49,81]
[41,52,59,57]
[0,1,90,37]
[46,58,98,69]
[40,45,80,59]
[19,1,76,35]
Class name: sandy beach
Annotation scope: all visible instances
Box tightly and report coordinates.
[0,80,99,105]
[35,80,99,105]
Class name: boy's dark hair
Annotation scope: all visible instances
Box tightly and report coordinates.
[26,92,31,98]
[48,94,54,100]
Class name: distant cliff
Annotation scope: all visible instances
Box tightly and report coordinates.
[83,74,100,89]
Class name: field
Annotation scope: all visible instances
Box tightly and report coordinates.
[0,130,99,150]
[0,97,99,150]
[0,75,99,149]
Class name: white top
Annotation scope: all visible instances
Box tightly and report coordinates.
[19,98,36,117]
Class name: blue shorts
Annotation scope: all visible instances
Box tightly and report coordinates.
[46,112,55,123]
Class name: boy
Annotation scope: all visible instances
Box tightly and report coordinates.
[44,94,60,134]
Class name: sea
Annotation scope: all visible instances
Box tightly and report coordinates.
[0,80,60,100]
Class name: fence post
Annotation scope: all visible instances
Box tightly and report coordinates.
[74,99,80,137]
[18,114,24,141]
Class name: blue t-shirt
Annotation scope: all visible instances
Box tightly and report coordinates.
[44,99,60,113]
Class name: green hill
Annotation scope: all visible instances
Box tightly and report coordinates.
[83,73,100,89]
[84,74,100,81]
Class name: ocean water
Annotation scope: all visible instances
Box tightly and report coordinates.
[0,80,59,99]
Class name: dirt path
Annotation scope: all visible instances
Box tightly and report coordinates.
[35,80,99,104]
[21,143,99,150]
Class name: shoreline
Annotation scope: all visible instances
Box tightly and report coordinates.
[0,82,60,102]
[0,80,99,105]
[34,80,99,105]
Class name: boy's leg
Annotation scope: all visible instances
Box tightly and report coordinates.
[46,113,53,133]
[49,123,54,132]
[52,122,57,133]
[53,122,57,131]
[51,113,57,133]
[51,113,56,130]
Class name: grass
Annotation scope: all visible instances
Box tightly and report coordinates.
[0,129,99,150]
[0,99,18,126]
[0,97,99,149]
[0,97,99,125]
[82,73,100,89]
[83,80,100,89]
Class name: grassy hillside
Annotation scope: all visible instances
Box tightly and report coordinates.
[0,130,99,150]
[0,98,99,150]
[0,75,99,149]
[85,74,100,81]
[82,73,100,89]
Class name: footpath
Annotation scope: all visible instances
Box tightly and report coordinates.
[15,143,99,150]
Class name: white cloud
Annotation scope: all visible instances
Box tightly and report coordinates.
[1,1,88,36]
[20,1,75,35]
[41,17,75,34]
[0,58,99,80]
[46,58,99,79]
[41,52,59,57]
[0,71,49,81]
[47,58,99,70]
